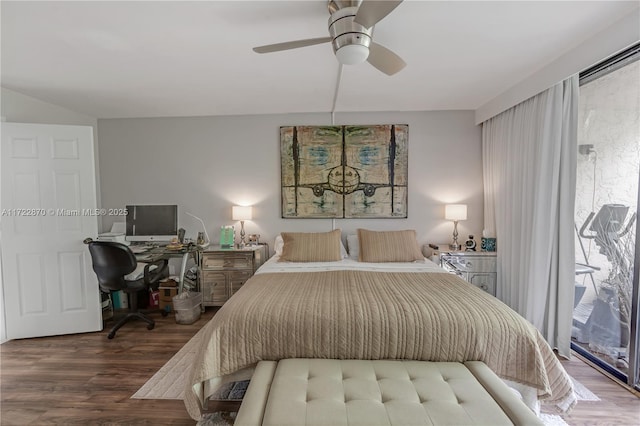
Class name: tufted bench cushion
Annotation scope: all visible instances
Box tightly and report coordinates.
[234,359,543,426]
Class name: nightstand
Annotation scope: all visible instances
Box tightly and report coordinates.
[425,244,497,296]
[200,245,268,307]
[423,243,465,262]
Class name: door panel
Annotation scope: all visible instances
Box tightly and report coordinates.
[54,171,83,232]
[59,250,88,311]
[16,253,47,314]
[12,172,43,234]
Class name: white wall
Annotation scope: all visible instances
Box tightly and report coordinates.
[1,87,98,127]
[97,111,483,253]
[0,88,99,343]
[476,7,640,124]
[1,87,101,208]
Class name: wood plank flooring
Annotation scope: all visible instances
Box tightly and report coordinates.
[2,308,639,425]
[545,353,640,426]
[1,309,218,425]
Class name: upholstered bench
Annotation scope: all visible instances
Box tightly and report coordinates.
[234,359,543,426]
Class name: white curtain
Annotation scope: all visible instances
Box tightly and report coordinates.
[482,75,578,357]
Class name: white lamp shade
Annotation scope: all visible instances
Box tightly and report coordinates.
[232,206,253,221]
[445,204,467,221]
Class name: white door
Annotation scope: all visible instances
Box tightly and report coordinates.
[1,123,101,339]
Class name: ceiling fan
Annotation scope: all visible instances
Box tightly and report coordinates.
[253,0,406,76]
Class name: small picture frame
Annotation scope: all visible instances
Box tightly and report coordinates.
[481,237,496,252]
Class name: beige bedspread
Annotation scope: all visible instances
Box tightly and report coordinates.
[184,270,575,420]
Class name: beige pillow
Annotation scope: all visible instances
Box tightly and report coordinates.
[357,229,423,262]
[279,229,342,262]
[274,234,349,258]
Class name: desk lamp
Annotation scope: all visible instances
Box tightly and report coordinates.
[232,206,252,248]
[185,212,210,248]
[445,204,467,251]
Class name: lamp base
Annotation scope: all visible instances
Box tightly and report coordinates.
[239,221,246,248]
[450,220,461,252]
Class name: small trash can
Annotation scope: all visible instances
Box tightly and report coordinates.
[172,292,203,324]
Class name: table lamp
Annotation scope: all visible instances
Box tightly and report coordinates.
[185,212,210,248]
[445,204,467,251]
[232,206,252,248]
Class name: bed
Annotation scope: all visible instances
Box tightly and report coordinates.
[183,229,576,421]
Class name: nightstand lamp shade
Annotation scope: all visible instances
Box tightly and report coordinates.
[232,206,253,247]
[232,206,253,221]
[445,204,467,251]
[445,204,467,221]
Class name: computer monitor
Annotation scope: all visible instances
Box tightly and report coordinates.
[125,204,178,243]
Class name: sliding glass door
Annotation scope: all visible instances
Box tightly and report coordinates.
[573,44,640,390]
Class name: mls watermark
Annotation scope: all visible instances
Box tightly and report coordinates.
[2,208,128,217]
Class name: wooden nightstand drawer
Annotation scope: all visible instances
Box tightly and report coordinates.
[229,270,252,296]
[202,271,227,282]
[202,253,253,270]
[202,272,227,303]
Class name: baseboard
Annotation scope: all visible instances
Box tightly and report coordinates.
[572,350,640,397]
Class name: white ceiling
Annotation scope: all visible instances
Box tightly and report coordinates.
[1,1,638,119]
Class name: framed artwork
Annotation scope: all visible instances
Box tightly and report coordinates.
[281,124,408,218]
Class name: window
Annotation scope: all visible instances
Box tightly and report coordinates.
[573,43,640,390]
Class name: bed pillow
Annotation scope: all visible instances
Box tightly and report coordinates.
[346,234,359,260]
[275,233,348,259]
[278,229,343,262]
[357,229,424,262]
[274,235,285,255]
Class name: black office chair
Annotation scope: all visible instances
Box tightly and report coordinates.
[87,240,168,339]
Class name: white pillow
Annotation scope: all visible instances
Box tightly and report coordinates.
[275,234,348,259]
[346,234,359,260]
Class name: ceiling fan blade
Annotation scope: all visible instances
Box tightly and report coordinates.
[354,0,403,28]
[367,42,406,76]
[253,36,332,54]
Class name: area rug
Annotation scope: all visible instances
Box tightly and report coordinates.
[134,330,600,426]
[570,375,600,401]
[540,375,601,426]
[131,326,208,400]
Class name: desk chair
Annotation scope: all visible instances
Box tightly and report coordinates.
[87,240,168,339]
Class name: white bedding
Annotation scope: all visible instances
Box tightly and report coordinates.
[257,255,446,274]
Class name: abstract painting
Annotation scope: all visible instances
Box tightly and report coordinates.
[281,125,408,218]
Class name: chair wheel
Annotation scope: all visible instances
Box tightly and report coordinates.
[161,310,169,317]
[107,332,115,339]
[147,323,155,330]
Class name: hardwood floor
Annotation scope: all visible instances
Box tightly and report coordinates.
[2,308,639,425]
[548,353,640,426]
[1,308,217,425]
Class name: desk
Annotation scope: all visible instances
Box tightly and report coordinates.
[135,244,201,293]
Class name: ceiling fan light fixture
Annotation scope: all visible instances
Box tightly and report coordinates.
[335,44,369,65]
[252,1,405,75]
